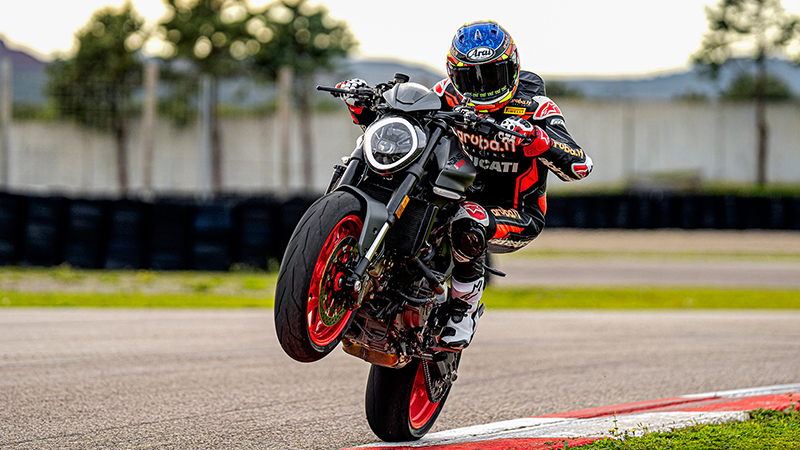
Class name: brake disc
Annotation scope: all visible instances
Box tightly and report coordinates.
[318,236,358,326]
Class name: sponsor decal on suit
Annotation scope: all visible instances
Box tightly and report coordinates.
[471,155,520,173]
[503,106,526,115]
[455,129,517,153]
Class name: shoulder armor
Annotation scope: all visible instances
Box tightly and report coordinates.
[434,78,461,108]
[532,95,563,119]
[433,78,449,96]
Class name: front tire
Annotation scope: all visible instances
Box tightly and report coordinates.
[365,359,453,441]
[274,191,364,362]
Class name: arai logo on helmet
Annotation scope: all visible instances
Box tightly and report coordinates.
[466,47,494,61]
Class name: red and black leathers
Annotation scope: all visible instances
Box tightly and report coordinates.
[440,70,592,253]
[343,70,593,258]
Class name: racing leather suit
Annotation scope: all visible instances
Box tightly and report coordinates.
[434,70,593,262]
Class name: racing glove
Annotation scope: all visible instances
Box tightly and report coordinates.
[497,117,551,157]
[335,78,367,106]
[335,78,369,125]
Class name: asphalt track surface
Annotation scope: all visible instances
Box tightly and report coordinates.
[2,230,799,449]
[491,229,800,288]
[492,257,800,287]
[2,309,799,449]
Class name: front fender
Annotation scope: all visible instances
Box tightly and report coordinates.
[335,185,389,257]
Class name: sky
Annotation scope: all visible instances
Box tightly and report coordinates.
[2,0,800,77]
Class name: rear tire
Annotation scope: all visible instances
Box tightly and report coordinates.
[274,191,363,362]
[365,359,452,441]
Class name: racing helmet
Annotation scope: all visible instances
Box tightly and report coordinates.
[447,20,520,113]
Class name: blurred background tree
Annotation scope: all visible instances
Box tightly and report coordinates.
[248,0,356,190]
[47,2,146,195]
[694,0,800,187]
[159,0,251,194]
[723,72,793,100]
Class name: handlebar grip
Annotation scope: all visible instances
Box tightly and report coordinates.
[316,85,347,94]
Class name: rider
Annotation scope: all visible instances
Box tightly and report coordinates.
[335,20,593,349]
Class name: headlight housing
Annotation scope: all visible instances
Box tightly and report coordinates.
[364,116,427,173]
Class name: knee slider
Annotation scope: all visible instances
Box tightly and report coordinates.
[452,219,486,262]
[450,202,490,263]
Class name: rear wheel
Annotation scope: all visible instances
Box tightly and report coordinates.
[365,359,454,441]
[274,191,363,362]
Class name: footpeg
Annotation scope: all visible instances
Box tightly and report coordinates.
[484,265,506,277]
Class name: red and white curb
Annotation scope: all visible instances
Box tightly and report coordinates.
[342,383,800,450]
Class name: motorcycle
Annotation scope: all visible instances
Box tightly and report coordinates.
[274,74,527,441]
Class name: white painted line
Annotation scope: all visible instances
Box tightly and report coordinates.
[682,382,800,399]
[355,411,748,448]
[355,418,569,448]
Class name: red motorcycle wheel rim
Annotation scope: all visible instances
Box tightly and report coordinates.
[307,214,362,347]
[409,362,439,430]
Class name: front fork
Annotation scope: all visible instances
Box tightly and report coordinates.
[335,124,448,299]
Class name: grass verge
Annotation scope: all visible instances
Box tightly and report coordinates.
[1,265,798,309]
[485,287,800,309]
[577,408,800,450]
[0,292,272,308]
[2,285,799,309]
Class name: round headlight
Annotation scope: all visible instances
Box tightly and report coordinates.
[364,117,426,173]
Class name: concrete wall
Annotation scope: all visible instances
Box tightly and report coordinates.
[4,100,800,197]
[557,100,800,190]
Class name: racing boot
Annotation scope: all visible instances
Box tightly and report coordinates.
[440,277,485,349]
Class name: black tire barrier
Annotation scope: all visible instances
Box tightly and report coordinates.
[0,191,798,271]
[0,193,24,265]
[148,201,195,271]
[543,194,800,231]
[105,200,149,270]
[232,197,281,269]
[192,203,234,271]
[21,196,68,267]
[64,200,110,269]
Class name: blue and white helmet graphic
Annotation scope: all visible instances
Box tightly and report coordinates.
[446,20,520,112]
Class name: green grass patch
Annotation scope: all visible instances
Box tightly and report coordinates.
[2,286,799,309]
[1,265,798,309]
[579,407,800,450]
[0,265,277,294]
[484,286,800,309]
[0,292,273,308]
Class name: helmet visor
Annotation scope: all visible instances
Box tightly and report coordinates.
[449,60,516,101]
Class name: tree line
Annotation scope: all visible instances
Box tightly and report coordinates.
[43,0,800,194]
[47,0,356,196]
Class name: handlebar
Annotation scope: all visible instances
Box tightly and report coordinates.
[316,85,347,95]
[317,84,532,145]
[433,110,532,145]
[316,85,375,97]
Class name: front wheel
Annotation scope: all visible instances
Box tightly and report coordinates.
[274,191,364,362]
[365,359,454,441]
